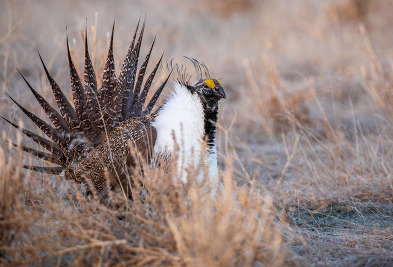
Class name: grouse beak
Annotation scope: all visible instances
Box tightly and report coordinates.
[215,84,226,99]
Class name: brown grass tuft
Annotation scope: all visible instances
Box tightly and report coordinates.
[326,0,370,25]
[0,139,292,266]
[243,57,314,136]
[197,0,255,17]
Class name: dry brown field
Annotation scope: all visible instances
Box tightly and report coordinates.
[1,0,393,266]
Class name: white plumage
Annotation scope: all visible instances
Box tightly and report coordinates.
[153,82,219,184]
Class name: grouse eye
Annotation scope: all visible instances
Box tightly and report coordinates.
[203,84,209,89]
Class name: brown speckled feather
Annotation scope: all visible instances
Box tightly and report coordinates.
[5,20,170,198]
[17,69,72,136]
[3,117,64,157]
[99,21,118,132]
[38,52,80,129]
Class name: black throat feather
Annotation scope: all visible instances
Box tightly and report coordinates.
[200,97,219,151]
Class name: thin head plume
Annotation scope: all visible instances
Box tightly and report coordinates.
[193,58,203,80]
[171,59,191,86]
[180,64,191,85]
[169,58,212,86]
[166,58,177,73]
[184,56,203,81]
[182,57,211,81]
[200,61,211,79]
[196,59,210,80]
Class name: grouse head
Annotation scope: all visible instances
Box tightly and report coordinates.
[186,78,226,111]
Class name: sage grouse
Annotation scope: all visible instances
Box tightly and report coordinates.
[4,20,226,197]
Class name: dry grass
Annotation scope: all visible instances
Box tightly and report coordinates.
[326,0,370,24]
[1,0,393,266]
[0,138,293,266]
[243,56,314,136]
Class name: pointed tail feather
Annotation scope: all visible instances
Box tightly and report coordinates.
[17,68,72,136]
[131,36,156,116]
[136,53,163,115]
[81,25,102,143]
[84,23,97,94]
[2,117,65,157]
[99,20,118,113]
[38,52,79,129]
[121,21,145,121]
[83,24,100,120]
[7,19,171,182]
[119,18,141,120]
[143,69,173,115]
[23,165,64,174]
[67,36,88,124]
[7,141,63,165]
[5,93,67,148]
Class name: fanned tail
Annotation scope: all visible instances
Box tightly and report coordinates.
[4,19,170,175]
[2,117,65,160]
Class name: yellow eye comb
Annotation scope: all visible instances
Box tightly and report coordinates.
[205,79,220,88]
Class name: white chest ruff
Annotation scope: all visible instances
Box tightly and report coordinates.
[152,83,218,184]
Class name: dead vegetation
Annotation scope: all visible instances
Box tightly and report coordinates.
[0,137,292,266]
[1,0,393,266]
[326,0,370,24]
[243,57,314,136]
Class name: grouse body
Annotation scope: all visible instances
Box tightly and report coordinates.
[4,19,226,198]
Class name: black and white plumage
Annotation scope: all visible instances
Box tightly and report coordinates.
[3,20,226,197]
[153,78,225,183]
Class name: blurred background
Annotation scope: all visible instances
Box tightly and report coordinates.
[3,0,393,191]
[2,0,393,136]
[3,0,393,182]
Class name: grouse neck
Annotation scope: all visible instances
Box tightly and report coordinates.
[199,95,219,152]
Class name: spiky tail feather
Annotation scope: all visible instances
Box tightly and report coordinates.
[4,20,170,177]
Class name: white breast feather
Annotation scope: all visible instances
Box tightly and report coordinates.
[152,82,218,185]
